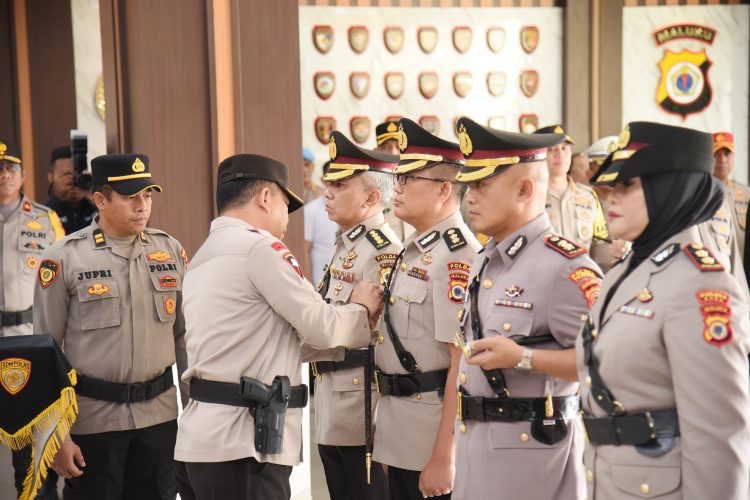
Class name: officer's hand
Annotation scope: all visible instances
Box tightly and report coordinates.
[419,457,454,498]
[52,439,85,479]
[352,280,384,328]
[466,336,523,370]
[608,238,631,259]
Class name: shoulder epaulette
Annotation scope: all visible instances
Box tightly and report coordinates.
[543,234,586,258]
[683,243,724,272]
[93,229,107,248]
[443,227,468,252]
[366,228,391,250]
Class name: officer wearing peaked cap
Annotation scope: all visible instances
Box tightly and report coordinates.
[452,117,601,499]
[300,131,401,500]
[375,120,415,242]
[580,122,750,499]
[34,153,189,499]
[535,125,618,271]
[175,154,383,500]
[0,139,64,499]
[373,118,480,499]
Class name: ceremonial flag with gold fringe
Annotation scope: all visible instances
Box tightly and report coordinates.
[0,334,77,500]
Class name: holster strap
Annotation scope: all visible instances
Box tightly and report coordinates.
[189,378,308,409]
[582,409,679,446]
[375,368,447,398]
[311,349,370,375]
[458,390,580,422]
[76,367,173,403]
[1,307,33,327]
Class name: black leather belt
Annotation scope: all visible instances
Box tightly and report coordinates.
[76,368,173,403]
[375,368,447,398]
[458,391,580,422]
[1,307,33,327]
[190,378,308,409]
[582,410,680,445]
[311,349,370,376]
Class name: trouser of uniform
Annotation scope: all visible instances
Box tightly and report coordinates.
[63,419,177,500]
[387,466,451,500]
[317,444,388,500]
[12,447,59,499]
[175,457,292,500]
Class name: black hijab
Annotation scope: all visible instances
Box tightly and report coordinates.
[629,170,725,268]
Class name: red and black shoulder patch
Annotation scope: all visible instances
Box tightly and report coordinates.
[683,243,724,272]
[543,234,586,258]
[38,259,61,288]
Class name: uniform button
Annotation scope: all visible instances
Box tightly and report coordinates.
[580,314,588,321]
[389,297,395,305]
[460,423,466,433]
[520,433,529,442]
[586,470,593,482]
[377,335,384,344]
[640,483,650,495]
[416,393,422,400]
[402,295,409,302]
[459,372,467,384]
[352,378,359,385]
[585,376,592,386]
[482,279,493,289]
[400,263,407,271]
[591,329,598,338]
[502,322,511,332]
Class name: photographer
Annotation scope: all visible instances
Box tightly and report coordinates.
[45,145,97,235]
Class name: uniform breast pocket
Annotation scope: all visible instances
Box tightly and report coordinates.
[611,464,681,498]
[325,280,354,304]
[77,279,121,331]
[331,367,366,393]
[485,309,534,341]
[153,291,178,323]
[148,270,182,292]
[392,282,429,339]
[576,218,594,243]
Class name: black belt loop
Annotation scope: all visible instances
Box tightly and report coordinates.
[311,349,370,375]
[0,307,33,327]
[189,378,308,409]
[76,367,173,404]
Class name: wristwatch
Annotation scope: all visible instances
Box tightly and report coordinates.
[515,347,533,372]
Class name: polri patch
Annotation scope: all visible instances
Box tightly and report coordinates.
[684,243,724,272]
[544,234,586,258]
[697,290,733,346]
[568,267,601,309]
[443,228,468,252]
[448,272,469,304]
[38,260,61,289]
[0,357,31,395]
[366,229,391,250]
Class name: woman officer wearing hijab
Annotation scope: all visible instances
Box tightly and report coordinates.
[576,122,750,499]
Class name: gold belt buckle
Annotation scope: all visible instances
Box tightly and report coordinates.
[374,370,380,393]
[545,394,554,418]
[311,362,320,380]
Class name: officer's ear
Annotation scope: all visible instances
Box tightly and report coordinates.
[364,187,381,208]
[256,186,274,213]
[517,177,535,203]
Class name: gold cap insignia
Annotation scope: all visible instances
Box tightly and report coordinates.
[458,124,473,156]
[398,123,408,152]
[716,134,725,142]
[554,125,564,134]
[0,142,6,154]
[329,136,337,160]
[387,122,398,133]
[617,126,630,150]
[132,157,146,173]
[607,140,618,154]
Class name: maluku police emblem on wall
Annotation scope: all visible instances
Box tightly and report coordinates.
[656,49,712,119]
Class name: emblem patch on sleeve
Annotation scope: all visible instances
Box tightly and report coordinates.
[544,234,586,258]
[697,290,733,347]
[180,247,190,266]
[448,272,469,304]
[568,267,601,308]
[38,260,61,289]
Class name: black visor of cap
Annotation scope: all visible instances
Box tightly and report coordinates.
[217,154,304,213]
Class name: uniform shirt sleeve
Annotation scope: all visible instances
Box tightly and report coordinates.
[663,278,750,499]
[304,204,314,242]
[247,239,371,351]
[548,259,602,347]
[33,249,70,347]
[432,254,472,344]
[173,243,189,406]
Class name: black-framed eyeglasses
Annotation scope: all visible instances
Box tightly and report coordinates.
[0,163,21,173]
[396,173,455,186]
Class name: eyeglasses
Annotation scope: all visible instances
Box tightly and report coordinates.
[0,163,21,173]
[396,173,455,186]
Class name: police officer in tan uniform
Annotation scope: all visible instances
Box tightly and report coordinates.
[535,125,616,271]
[580,122,750,499]
[375,120,415,242]
[35,153,188,499]
[174,154,383,500]
[0,140,63,498]
[303,132,400,500]
[452,117,601,500]
[712,132,749,257]
[373,118,480,499]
